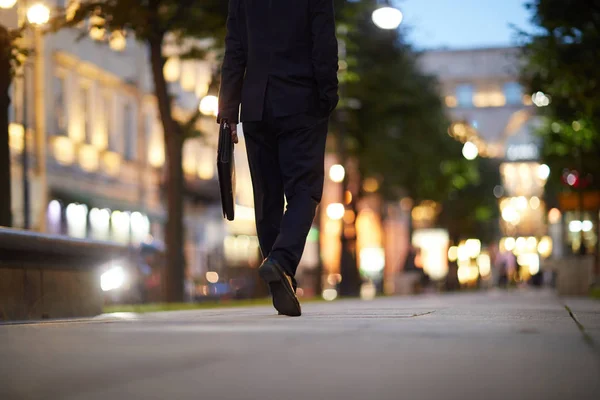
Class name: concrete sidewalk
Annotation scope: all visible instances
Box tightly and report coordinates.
[1,290,599,400]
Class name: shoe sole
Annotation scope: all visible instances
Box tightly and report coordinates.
[259,263,301,317]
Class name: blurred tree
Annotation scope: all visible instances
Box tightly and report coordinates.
[0,24,31,228]
[332,0,484,293]
[520,0,600,254]
[0,24,12,227]
[52,0,228,302]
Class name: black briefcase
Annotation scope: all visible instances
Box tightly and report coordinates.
[217,121,236,221]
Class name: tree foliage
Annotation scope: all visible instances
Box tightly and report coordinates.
[520,0,600,191]
[335,0,479,204]
[52,0,228,302]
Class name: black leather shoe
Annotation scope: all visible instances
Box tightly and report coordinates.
[259,259,301,317]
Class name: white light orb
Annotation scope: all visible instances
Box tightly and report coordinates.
[199,95,219,117]
[27,3,51,26]
[462,141,479,160]
[326,203,345,220]
[0,0,17,9]
[206,271,219,284]
[163,57,181,83]
[372,7,403,30]
[537,164,550,180]
[329,164,345,183]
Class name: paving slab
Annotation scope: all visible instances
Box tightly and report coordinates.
[1,290,599,400]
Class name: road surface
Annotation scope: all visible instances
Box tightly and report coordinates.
[1,290,599,400]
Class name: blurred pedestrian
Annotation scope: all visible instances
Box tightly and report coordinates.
[494,249,516,289]
[218,0,339,316]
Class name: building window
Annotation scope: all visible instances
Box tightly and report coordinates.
[456,84,474,107]
[123,102,136,161]
[473,90,506,108]
[53,76,67,135]
[504,82,523,105]
[80,85,91,143]
[143,112,153,164]
[103,93,114,151]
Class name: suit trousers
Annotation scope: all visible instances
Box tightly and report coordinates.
[242,100,328,277]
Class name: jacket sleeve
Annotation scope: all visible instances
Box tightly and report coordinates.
[218,0,246,123]
[310,0,339,115]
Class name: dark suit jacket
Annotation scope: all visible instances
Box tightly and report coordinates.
[218,0,339,123]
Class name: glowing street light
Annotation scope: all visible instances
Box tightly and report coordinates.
[326,203,345,220]
[372,6,403,30]
[199,95,219,117]
[0,0,17,9]
[27,3,51,26]
[462,141,479,160]
[329,164,345,183]
[537,164,550,180]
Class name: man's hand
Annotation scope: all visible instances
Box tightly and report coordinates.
[230,122,239,144]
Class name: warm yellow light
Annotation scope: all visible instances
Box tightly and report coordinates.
[516,196,528,210]
[473,91,506,108]
[526,237,538,252]
[206,271,219,284]
[363,177,379,193]
[8,123,24,152]
[504,237,516,252]
[457,267,471,284]
[27,3,50,26]
[109,30,127,51]
[448,246,458,262]
[530,196,541,210]
[548,208,561,224]
[148,142,164,168]
[465,239,481,258]
[515,237,527,255]
[199,95,219,117]
[329,164,345,183]
[52,136,76,165]
[78,144,99,172]
[343,190,353,205]
[163,57,181,83]
[326,203,345,221]
[502,206,519,224]
[477,253,491,277]
[457,242,469,261]
[197,159,214,180]
[538,236,553,258]
[66,0,79,21]
[88,15,106,40]
[180,61,197,92]
[0,0,17,9]
[343,209,355,224]
[445,96,457,108]
[101,151,121,176]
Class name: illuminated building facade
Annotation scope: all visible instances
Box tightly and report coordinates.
[420,47,557,281]
[1,2,259,297]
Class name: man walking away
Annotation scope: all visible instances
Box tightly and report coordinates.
[218,0,339,316]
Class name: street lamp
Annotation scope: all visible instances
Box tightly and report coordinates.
[18,2,50,229]
[26,3,50,25]
[372,6,403,30]
[329,164,345,183]
[462,141,479,160]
